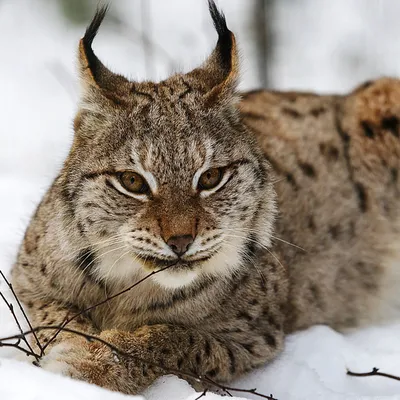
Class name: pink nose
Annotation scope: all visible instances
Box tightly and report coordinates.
[167,235,194,256]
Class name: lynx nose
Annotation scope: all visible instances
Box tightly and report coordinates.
[167,235,194,256]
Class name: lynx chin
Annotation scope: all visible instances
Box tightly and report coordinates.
[11,0,400,395]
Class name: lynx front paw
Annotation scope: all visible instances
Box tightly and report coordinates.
[40,340,81,378]
[39,336,130,391]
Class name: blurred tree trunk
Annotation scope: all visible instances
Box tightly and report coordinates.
[254,0,273,88]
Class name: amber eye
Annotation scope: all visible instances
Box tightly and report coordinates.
[118,172,149,194]
[198,168,224,190]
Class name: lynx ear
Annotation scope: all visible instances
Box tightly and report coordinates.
[78,5,130,104]
[189,0,239,102]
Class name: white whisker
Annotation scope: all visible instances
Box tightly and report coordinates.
[223,227,306,252]
[223,233,286,273]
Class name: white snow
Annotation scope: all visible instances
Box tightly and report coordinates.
[1,0,400,399]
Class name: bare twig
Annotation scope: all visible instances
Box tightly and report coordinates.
[42,264,175,352]
[195,389,208,400]
[0,272,40,362]
[204,376,276,399]
[347,367,400,382]
[0,271,42,353]
[0,340,38,358]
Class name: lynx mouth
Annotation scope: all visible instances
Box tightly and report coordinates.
[136,255,212,271]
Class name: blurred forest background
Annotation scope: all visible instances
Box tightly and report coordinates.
[47,0,400,92]
[3,0,400,93]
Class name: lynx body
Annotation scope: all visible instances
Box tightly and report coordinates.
[11,1,400,394]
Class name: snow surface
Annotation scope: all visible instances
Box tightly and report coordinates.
[1,1,400,399]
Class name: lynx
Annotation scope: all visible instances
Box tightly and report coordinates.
[11,0,400,395]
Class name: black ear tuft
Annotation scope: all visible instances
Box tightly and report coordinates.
[208,0,233,70]
[79,4,131,100]
[83,5,109,49]
[82,5,109,78]
[208,0,229,38]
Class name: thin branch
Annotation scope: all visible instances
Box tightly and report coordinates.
[347,367,400,382]
[203,376,275,399]
[0,341,38,358]
[42,264,175,352]
[194,389,208,400]
[0,271,42,354]
[0,325,277,400]
[0,272,40,362]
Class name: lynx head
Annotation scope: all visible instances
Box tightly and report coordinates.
[62,1,276,289]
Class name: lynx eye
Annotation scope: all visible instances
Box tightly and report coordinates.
[198,168,223,190]
[118,171,149,194]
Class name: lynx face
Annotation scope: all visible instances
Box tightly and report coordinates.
[62,6,276,289]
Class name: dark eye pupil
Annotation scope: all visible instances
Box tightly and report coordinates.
[130,177,135,184]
